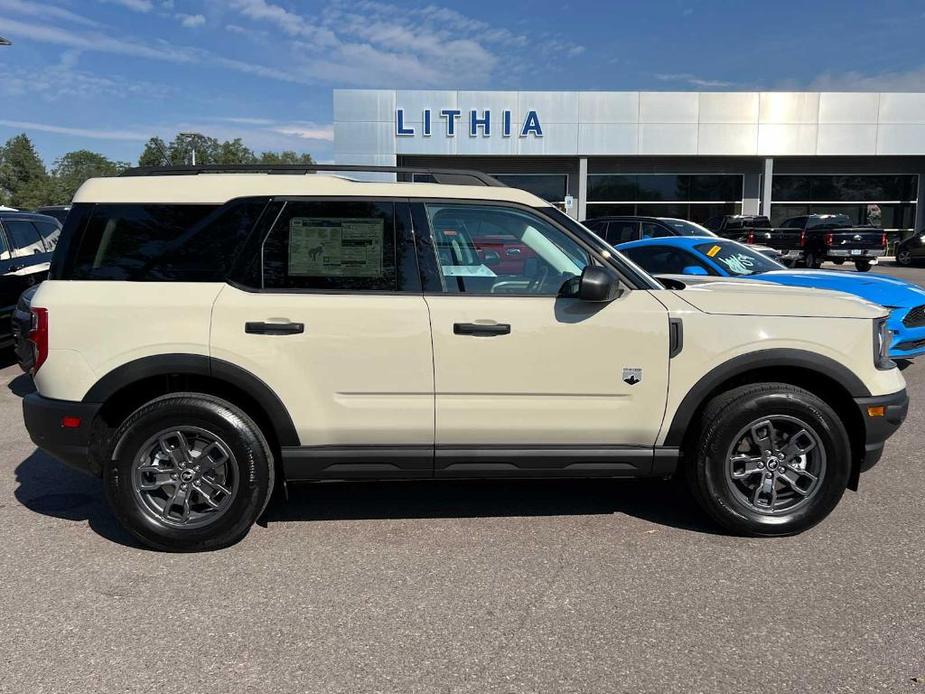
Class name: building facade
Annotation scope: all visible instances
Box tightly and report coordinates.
[334,90,925,235]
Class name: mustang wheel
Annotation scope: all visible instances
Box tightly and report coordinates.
[687,383,851,536]
[105,393,274,552]
[896,249,913,266]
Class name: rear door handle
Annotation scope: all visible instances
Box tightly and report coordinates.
[245,321,304,335]
[453,322,511,336]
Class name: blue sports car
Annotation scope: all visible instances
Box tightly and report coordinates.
[617,235,925,360]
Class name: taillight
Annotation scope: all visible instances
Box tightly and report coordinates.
[746,232,755,244]
[824,232,834,246]
[800,231,806,247]
[881,232,887,248]
[28,307,48,374]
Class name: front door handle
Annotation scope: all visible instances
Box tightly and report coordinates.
[453,322,511,336]
[245,321,304,335]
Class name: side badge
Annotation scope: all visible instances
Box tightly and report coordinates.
[622,367,642,386]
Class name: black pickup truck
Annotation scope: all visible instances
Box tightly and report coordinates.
[705,215,803,266]
[779,214,886,272]
[706,213,887,271]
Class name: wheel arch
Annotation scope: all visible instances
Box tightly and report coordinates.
[84,354,299,461]
[666,349,869,490]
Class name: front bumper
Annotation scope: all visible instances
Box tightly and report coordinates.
[23,393,102,476]
[887,308,925,359]
[853,389,908,473]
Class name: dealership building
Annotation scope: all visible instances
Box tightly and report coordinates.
[333,89,925,235]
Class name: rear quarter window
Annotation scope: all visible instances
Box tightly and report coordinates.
[63,199,268,281]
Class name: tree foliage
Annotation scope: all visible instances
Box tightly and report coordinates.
[0,131,315,208]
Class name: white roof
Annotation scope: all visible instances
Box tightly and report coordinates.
[72,173,550,207]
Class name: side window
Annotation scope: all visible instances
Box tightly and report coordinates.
[260,200,398,291]
[5,220,45,257]
[641,222,671,239]
[66,202,269,281]
[622,245,712,275]
[606,221,640,244]
[0,225,10,260]
[425,203,589,296]
[34,220,61,253]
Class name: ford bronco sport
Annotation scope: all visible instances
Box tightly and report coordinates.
[22,165,908,551]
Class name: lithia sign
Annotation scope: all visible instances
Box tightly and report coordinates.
[395,109,543,138]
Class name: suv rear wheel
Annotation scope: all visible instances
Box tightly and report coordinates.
[687,383,851,536]
[104,393,274,552]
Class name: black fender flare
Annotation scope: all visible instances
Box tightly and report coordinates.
[82,353,299,447]
[663,348,870,447]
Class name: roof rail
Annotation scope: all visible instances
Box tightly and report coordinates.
[119,164,506,187]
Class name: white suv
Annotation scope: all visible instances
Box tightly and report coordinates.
[22,166,908,551]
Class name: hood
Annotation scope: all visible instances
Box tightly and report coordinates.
[747,270,925,309]
[662,275,886,319]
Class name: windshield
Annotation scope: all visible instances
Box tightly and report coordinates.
[807,214,853,229]
[693,240,785,276]
[658,218,717,237]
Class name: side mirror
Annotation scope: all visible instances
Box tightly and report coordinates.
[682,265,709,276]
[578,266,620,302]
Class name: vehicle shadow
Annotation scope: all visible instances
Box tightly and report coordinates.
[14,452,724,548]
[267,476,724,534]
[14,450,141,549]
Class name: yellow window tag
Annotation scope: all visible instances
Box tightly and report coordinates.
[706,245,721,257]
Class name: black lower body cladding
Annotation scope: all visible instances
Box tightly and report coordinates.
[853,389,908,472]
[22,393,102,476]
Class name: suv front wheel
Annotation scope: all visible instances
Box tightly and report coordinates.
[687,383,851,536]
[104,393,274,552]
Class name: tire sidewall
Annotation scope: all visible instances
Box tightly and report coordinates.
[699,391,850,535]
[105,397,271,551]
[897,249,912,266]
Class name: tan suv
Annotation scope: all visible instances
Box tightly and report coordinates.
[22,165,908,551]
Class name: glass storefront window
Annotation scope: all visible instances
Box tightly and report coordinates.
[588,174,742,203]
[770,203,916,229]
[771,175,918,202]
[494,174,568,203]
[585,202,741,223]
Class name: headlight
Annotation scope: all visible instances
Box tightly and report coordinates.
[874,317,894,370]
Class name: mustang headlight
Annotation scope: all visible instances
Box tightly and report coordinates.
[874,317,894,370]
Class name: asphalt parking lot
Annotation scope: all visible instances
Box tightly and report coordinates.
[1,262,924,694]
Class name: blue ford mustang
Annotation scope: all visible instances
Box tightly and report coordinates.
[617,236,925,360]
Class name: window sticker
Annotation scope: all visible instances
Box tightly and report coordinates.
[717,253,757,275]
[288,218,384,277]
[706,245,722,257]
[441,265,497,277]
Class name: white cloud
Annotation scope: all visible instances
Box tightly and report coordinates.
[0,16,196,62]
[808,66,925,91]
[178,13,205,28]
[271,122,334,141]
[0,0,100,27]
[97,0,153,11]
[0,119,149,141]
[654,72,735,88]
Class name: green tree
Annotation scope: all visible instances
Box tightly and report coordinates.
[138,137,171,167]
[218,138,257,164]
[257,150,314,165]
[0,133,51,208]
[50,150,129,203]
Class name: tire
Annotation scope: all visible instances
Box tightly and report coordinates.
[104,393,274,552]
[854,259,872,272]
[686,383,851,537]
[831,258,845,266]
[896,248,913,266]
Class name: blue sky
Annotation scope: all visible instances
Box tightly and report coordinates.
[2,0,925,166]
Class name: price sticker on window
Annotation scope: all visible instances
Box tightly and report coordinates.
[706,245,722,258]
